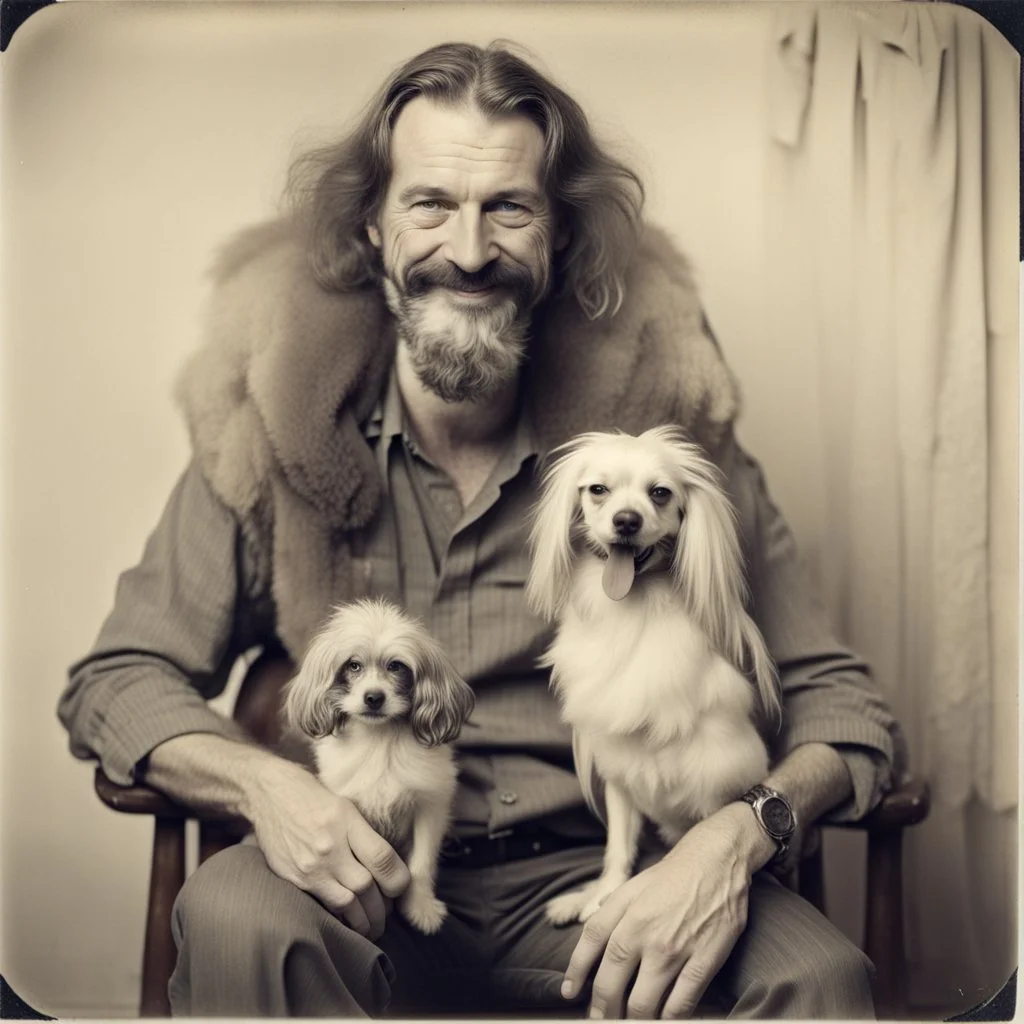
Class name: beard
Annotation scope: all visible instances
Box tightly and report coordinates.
[382,256,549,403]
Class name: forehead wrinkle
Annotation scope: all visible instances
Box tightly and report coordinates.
[393,141,543,181]
[395,155,542,195]
[402,156,536,177]
[417,138,537,158]
[391,97,543,162]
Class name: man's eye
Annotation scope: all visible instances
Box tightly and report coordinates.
[588,484,608,496]
[415,200,442,211]
[490,200,532,223]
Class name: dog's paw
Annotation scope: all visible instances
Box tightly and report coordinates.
[577,874,628,922]
[579,892,610,921]
[545,884,595,926]
[399,885,448,935]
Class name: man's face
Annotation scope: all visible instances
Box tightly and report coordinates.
[367,97,557,402]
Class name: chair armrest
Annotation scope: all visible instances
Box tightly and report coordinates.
[94,766,192,817]
[833,775,931,832]
[93,766,248,836]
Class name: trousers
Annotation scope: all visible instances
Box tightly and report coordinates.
[169,840,877,1018]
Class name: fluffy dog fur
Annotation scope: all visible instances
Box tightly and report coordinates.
[284,599,475,934]
[526,426,780,923]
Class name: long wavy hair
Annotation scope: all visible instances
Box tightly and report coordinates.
[286,41,645,320]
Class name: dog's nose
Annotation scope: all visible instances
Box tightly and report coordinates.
[363,690,385,711]
[613,510,642,536]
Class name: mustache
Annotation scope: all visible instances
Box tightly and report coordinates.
[403,259,538,300]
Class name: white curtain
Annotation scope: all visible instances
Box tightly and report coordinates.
[763,3,1018,1012]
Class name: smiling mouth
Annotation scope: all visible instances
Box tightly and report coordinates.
[444,285,499,300]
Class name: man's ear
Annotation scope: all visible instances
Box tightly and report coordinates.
[553,225,571,253]
[366,222,382,249]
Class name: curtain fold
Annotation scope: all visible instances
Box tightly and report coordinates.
[764,3,1018,1010]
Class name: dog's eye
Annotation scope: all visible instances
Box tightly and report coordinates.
[345,659,363,674]
[386,660,408,675]
[587,484,608,496]
[650,486,672,503]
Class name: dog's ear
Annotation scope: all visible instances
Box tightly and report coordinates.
[671,470,745,645]
[409,633,474,747]
[740,611,781,728]
[283,622,347,739]
[670,453,780,725]
[526,441,589,621]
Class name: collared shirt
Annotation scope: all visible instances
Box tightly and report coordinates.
[61,389,897,830]
[355,371,594,837]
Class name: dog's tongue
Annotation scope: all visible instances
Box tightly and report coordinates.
[603,545,636,601]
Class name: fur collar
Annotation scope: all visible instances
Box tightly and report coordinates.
[175,218,741,656]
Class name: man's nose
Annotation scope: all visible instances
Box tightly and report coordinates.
[442,209,498,274]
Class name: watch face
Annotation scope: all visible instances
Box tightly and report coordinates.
[761,796,794,837]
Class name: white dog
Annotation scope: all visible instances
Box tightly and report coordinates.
[284,598,475,934]
[526,426,780,923]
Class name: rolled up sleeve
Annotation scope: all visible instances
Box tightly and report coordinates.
[722,435,902,822]
[58,462,251,785]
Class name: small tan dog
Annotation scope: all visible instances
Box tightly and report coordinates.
[284,599,475,934]
[526,427,780,923]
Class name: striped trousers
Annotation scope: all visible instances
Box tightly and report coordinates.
[169,842,876,1018]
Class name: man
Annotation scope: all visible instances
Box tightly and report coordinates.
[59,42,900,1018]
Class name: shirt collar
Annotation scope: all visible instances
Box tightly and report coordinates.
[498,392,539,481]
[363,367,404,444]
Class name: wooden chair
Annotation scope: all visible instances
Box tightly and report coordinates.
[94,649,930,1018]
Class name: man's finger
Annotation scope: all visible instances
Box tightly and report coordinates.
[586,931,641,1020]
[315,881,372,937]
[561,916,610,1001]
[342,864,387,941]
[625,952,680,1019]
[561,889,632,1001]
[661,951,722,1019]
[347,817,411,897]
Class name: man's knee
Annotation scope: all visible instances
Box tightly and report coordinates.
[172,844,393,1016]
[173,844,313,952]
[738,925,876,1019]
[793,935,876,1018]
[727,877,878,1019]
[816,939,877,1017]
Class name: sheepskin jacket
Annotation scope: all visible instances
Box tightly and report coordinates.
[175,219,741,659]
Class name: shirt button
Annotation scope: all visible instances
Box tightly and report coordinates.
[499,791,518,805]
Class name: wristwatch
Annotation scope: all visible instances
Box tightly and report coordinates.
[741,784,797,864]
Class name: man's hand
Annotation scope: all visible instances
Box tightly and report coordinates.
[144,732,411,941]
[247,758,411,939]
[560,743,856,1018]
[561,803,773,1019]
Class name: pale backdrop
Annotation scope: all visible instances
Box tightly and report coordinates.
[0,1,1016,1017]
